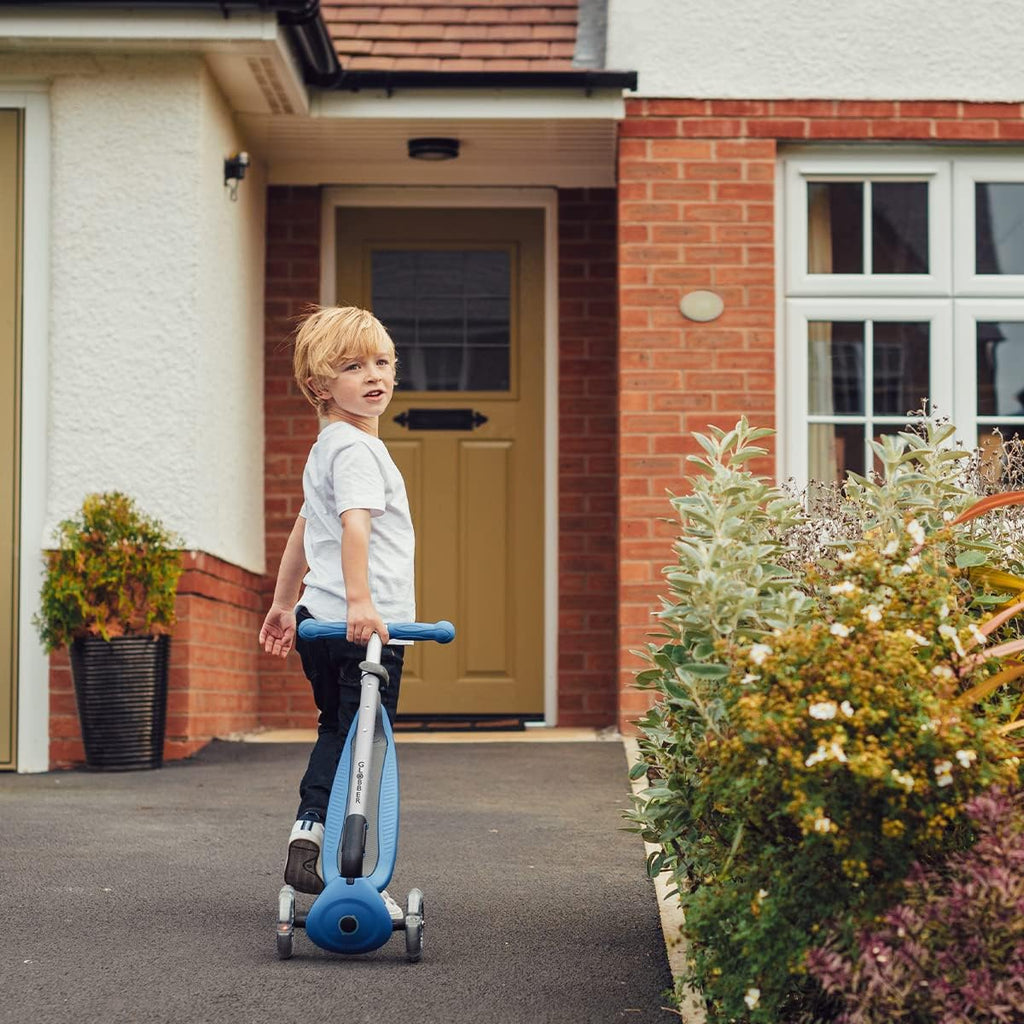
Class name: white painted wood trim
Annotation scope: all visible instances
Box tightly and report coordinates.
[319,186,560,725]
[2,88,51,773]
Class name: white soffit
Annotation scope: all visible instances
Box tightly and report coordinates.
[0,10,308,116]
[246,89,624,188]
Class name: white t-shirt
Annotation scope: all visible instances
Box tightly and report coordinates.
[297,421,416,635]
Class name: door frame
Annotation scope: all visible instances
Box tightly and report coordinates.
[1,87,50,772]
[320,187,559,725]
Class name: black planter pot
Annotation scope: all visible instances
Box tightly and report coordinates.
[69,635,170,771]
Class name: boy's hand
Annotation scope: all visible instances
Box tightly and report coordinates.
[260,605,296,657]
[346,598,389,646]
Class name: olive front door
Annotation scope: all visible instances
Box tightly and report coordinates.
[336,206,545,716]
[0,109,22,769]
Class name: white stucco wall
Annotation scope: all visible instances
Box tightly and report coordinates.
[45,54,266,572]
[607,0,1024,101]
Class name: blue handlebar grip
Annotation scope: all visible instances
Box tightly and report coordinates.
[296,619,455,644]
[387,620,456,644]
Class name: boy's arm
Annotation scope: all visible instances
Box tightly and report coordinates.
[259,515,306,658]
[340,507,390,645]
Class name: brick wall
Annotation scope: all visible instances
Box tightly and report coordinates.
[557,188,619,726]
[49,551,264,768]
[260,185,323,730]
[615,97,1024,731]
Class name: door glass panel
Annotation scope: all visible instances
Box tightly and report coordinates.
[808,320,864,414]
[872,182,929,274]
[873,321,930,415]
[371,249,511,392]
[977,321,1024,415]
[975,183,1024,275]
[809,422,864,482]
[808,182,863,273]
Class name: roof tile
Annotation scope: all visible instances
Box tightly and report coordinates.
[321,0,581,71]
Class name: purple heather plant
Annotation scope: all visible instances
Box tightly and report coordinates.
[807,787,1024,1024]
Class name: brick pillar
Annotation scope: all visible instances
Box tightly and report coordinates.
[260,185,323,728]
[616,103,777,733]
[557,188,619,726]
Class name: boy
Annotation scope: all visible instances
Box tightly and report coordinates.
[259,305,414,913]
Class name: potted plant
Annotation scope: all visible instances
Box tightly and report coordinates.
[36,491,183,770]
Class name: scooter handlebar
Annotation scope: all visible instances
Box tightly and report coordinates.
[297,619,456,644]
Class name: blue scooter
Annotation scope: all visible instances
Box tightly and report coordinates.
[276,619,455,961]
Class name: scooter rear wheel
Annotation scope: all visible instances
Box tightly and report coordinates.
[277,885,295,959]
[405,888,424,963]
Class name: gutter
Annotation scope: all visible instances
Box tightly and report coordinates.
[334,69,638,94]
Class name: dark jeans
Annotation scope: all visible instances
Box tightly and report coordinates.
[294,607,405,819]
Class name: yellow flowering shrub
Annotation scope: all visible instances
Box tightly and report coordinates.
[630,418,1024,1023]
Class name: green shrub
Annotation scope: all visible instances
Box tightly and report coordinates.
[36,491,183,651]
[628,417,1024,1022]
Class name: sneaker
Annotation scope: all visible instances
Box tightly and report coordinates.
[380,888,403,922]
[284,813,324,894]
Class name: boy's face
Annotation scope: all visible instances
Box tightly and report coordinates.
[317,350,396,422]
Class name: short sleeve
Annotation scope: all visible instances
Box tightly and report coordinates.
[332,442,386,517]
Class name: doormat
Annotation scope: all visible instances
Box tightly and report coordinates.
[393,714,543,732]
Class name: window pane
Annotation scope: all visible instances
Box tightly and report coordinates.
[872,182,929,274]
[371,249,511,392]
[977,321,1024,416]
[976,183,1024,275]
[809,422,864,483]
[873,321,930,415]
[808,182,863,274]
[808,320,864,414]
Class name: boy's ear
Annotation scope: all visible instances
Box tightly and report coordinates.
[307,376,330,400]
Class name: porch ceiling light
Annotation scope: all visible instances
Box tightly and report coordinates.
[407,137,460,161]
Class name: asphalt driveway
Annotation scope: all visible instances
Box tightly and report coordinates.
[0,739,675,1024]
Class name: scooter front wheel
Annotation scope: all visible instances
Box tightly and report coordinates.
[277,884,295,959]
[405,888,424,963]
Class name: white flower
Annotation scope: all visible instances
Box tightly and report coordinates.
[837,550,856,563]
[955,749,977,769]
[744,988,761,1011]
[757,889,769,901]
[919,717,943,732]
[939,623,966,657]
[805,742,829,768]
[829,581,858,596]
[840,700,855,717]
[906,519,926,545]
[939,602,951,619]
[862,604,883,623]
[741,673,759,685]
[904,554,921,571]
[934,759,955,787]
[756,756,768,767]
[830,622,852,638]
[814,814,833,833]
[891,769,915,792]
[905,629,931,647]
[749,643,772,666]
[943,510,956,522]
[809,701,838,720]
[968,624,988,646]
[830,741,848,763]
[882,538,900,556]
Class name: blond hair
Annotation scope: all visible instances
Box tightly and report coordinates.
[293,305,397,416]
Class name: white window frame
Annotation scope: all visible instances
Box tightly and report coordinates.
[785,299,953,480]
[953,299,1024,449]
[953,158,1024,295]
[784,154,952,298]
